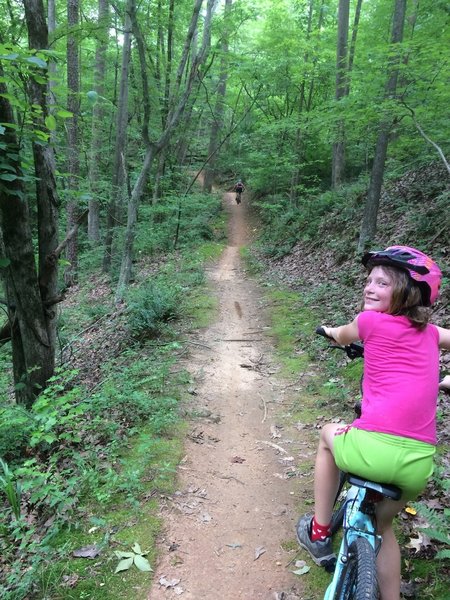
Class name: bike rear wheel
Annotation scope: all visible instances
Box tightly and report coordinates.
[335,537,378,600]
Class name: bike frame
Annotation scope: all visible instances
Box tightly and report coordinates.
[324,483,381,599]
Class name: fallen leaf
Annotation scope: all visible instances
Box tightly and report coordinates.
[405,532,431,553]
[294,560,307,568]
[72,545,101,559]
[61,574,80,588]
[270,425,282,438]
[292,565,310,576]
[200,512,212,523]
[404,506,417,516]
[159,576,181,588]
[254,546,266,560]
[231,456,246,463]
[226,542,242,549]
[168,542,180,552]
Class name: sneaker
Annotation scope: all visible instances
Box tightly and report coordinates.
[296,514,336,568]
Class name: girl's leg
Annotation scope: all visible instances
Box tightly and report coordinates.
[313,423,345,525]
[296,423,345,566]
[375,498,406,600]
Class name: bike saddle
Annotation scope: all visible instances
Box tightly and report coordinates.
[347,474,402,501]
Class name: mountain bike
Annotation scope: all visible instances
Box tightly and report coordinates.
[315,327,402,600]
[235,190,242,204]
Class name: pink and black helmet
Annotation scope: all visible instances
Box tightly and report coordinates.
[362,245,442,306]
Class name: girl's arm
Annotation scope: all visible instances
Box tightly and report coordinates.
[323,316,360,346]
[436,326,450,350]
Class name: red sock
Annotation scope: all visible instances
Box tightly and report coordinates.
[310,516,331,541]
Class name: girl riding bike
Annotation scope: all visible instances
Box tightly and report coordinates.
[296,246,450,600]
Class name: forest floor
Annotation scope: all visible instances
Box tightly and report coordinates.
[147,191,309,599]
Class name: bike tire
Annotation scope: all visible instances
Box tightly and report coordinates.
[335,537,378,600]
[330,498,346,535]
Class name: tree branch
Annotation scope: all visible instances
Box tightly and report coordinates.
[401,101,450,175]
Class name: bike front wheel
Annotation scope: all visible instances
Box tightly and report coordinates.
[335,537,378,600]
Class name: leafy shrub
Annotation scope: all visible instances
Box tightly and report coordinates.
[0,458,21,519]
[126,282,181,338]
[0,405,33,462]
[412,501,450,559]
[30,371,86,451]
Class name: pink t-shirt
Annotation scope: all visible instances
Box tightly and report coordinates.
[354,310,440,445]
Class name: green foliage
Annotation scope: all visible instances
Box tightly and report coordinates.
[136,192,223,256]
[0,404,33,462]
[0,345,183,598]
[114,542,152,573]
[412,502,450,559]
[0,459,21,520]
[255,180,366,258]
[126,281,181,339]
[30,370,85,449]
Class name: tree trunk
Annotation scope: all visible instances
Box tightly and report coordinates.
[358,0,407,252]
[203,0,232,193]
[331,0,349,188]
[345,0,363,95]
[114,0,218,303]
[289,0,314,203]
[0,68,54,408]
[65,0,80,285]
[102,0,133,273]
[23,0,60,357]
[88,0,109,242]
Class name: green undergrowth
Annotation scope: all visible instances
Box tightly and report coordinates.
[38,428,184,600]
[0,191,225,599]
[264,288,316,378]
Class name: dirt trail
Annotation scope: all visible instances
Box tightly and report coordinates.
[149,192,308,599]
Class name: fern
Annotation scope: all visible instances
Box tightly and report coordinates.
[412,502,450,559]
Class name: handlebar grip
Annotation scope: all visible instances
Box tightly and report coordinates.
[316,326,333,340]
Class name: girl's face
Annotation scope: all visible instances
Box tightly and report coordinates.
[363,266,394,313]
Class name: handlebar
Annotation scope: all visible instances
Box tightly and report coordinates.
[316,326,364,360]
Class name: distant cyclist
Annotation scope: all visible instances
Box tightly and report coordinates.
[233,179,245,204]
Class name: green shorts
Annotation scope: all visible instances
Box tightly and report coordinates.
[333,427,436,501]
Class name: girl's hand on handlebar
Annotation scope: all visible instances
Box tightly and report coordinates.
[316,326,336,342]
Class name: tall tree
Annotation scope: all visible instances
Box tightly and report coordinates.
[203,0,232,193]
[115,0,218,303]
[358,0,407,251]
[102,0,133,273]
[289,0,325,203]
[345,0,363,96]
[331,0,349,188]
[88,0,110,242]
[65,0,80,284]
[0,0,60,407]
[152,0,175,201]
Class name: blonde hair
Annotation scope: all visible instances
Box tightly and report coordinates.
[363,265,430,330]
